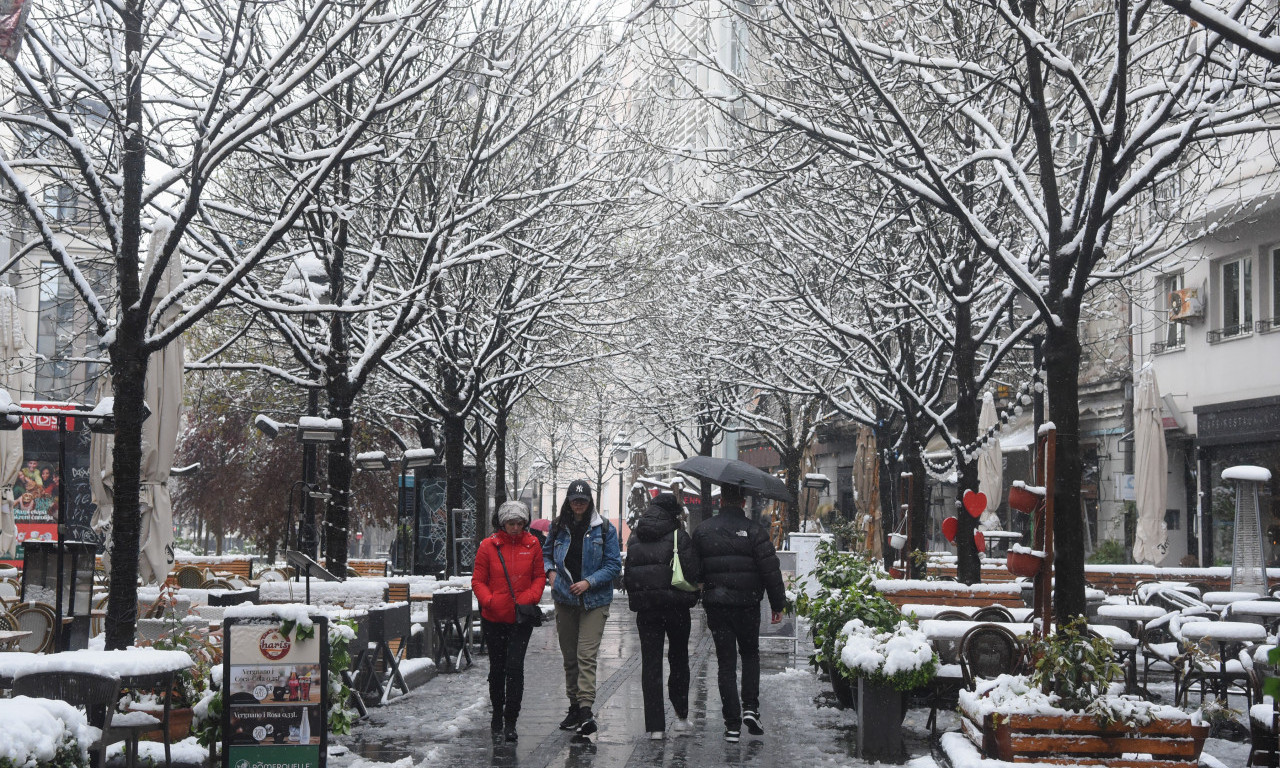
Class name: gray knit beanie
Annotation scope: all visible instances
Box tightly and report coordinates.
[497,501,530,525]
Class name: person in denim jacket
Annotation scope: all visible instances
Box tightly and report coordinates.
[542,478,621,738]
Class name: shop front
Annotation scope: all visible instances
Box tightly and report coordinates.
[1194,396,1280,566]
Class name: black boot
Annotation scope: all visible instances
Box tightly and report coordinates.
[491,712,503,737]
[503,722,519,742]
[558,703,582,730]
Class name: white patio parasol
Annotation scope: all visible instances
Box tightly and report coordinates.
[137,221,183,585]
[0,287,24,558]
[1131,367,1168,564]
[977,392,1003,531]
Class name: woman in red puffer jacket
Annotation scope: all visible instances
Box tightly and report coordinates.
[472,501,546,743]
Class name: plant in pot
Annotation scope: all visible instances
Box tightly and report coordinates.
[957,618,1209,764]
[126,590,222,742]
[834,618,937,762]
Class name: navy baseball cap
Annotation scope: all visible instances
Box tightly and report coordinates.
[566,479,592,502]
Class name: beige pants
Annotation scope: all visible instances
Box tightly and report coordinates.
[554,602,610,709]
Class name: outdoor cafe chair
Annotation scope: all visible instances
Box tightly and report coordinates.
[932,610,971,621]
[13,671,156,768]
[958,623,1024,692]
[9,601,56,654]
[1177,623,1258,707]
[174,565,206,589]
[1246,655,1279,766]
[972,605,1015,623]
[0,577,18,600]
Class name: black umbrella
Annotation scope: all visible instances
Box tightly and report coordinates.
[672,456,795,503]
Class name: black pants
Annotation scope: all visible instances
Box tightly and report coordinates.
[481,618,534,723]
[704,605,761,728]
[636,608,691,732]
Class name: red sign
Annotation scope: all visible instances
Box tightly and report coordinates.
[21,402,75,432]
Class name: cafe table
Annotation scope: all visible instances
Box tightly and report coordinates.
[1087,623,1141,694]
[1178,620,1267,702]
[1,648,193,768]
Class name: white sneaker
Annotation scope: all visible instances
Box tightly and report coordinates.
[672,718,692,733]
[648,731,664,740]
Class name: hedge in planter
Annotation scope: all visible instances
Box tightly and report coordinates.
[0,697,98,768]
[835,619,938,763]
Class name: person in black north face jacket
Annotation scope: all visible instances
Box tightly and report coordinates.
[624,493,700,738]
[692,483,785,743]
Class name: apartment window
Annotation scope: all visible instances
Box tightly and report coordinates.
[1219,255,1253,339]
[1268,248,1280,333]
[35,262,76,397]
[41,184,76,221]
[1155,272,1185,353]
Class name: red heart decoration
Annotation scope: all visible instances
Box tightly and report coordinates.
[941,516,958,543]
[974,531,986,553]
[963,490,987,518]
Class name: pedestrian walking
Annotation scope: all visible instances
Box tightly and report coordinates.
[692,483,786,743]
[472,501,546,743]
[623,492,700,740]
[543,478,621,738]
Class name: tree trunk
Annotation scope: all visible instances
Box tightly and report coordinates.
[784,448,803,533]
[1045,320,1086,622]
[103,0,147,651]
[494,401,509,508]
[905,448,929,579]
[472,418,490,540]
[324,398,353,576]
[443,410,466,576]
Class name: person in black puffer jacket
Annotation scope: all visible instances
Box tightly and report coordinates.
[693,483,785,743]
[623,493,700,738]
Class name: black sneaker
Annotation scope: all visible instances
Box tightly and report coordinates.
[503,724,518,743]
[576,709,597,737]
[742,711,763,736]
[724,728,740,743]
[559,705,582,730]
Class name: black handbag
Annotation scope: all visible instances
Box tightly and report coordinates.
[495,546,543,626]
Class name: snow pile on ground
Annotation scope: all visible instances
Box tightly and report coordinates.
[0,697,98,767]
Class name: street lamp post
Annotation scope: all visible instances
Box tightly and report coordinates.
[802,473,831,532]
[356,448,435,574]
[610,432,633,545]
[254,414,343,561]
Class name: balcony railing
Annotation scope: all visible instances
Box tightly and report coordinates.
[1151,340,1184,355]
[1258,318,1280,334]
[1207,324,1253,344]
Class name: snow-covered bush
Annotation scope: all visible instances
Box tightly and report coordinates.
[1026,617,1122,712]
[835,618,937,691]
[0,697,98,768]
[795,541,898,670]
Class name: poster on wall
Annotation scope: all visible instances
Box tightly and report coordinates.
[223,617,328,768]
[1,402,96,567]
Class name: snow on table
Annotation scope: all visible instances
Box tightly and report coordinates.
[5,648,195,678]
[873,579,1024,595]
[1087,623,1138,650]
[1201,591,1262,606]
[920,620,1034,663]
[1096,603,1168,621]
[0,696,98,766]
[1229,601,1280,618]
[1178,620,1268,643]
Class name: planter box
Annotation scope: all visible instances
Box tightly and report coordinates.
[856,678,908,763]
[959,699,1208,767]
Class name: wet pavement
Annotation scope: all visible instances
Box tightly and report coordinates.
[335,606,935,768]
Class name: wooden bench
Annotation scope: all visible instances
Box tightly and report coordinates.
[349,559,391,578]
[166,558,254,584]
[872,579,1025,609]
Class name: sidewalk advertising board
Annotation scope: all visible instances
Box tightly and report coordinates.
[2,401,95,567]
[760,550,798,645]
[222,615,328,768]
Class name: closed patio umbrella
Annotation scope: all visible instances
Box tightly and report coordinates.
[1132,367,1168,565]
[137,221,183,585]
[0,287,23,558]
[977,392,1003,531]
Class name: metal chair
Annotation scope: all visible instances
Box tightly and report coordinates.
[958,623,1024,691]
[174,566,206,589]
[1246,657,1279,766]
[10,601,56,653]
[972,605,1015,623]
[13,670,156,768]
[932,610,971,621]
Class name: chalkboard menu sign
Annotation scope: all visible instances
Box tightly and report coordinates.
[222,615,328,768]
